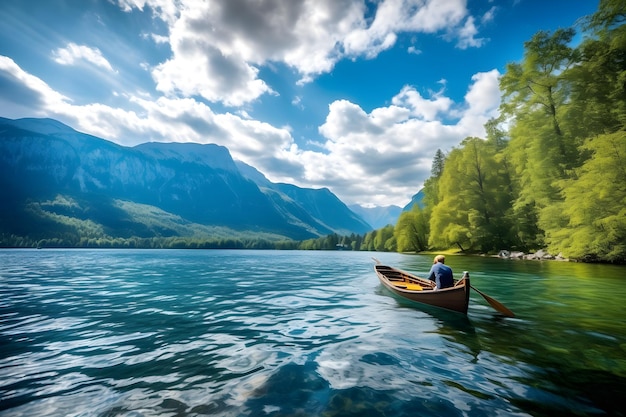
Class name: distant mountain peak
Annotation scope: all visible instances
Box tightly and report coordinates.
[2,117,78,135]
[135,141,238,172]
[0,116,373,241]
[350,204,402,229]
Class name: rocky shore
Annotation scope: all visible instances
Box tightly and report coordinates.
[497,249,569,261]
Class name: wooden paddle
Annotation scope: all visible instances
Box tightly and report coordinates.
[470,285,515,317]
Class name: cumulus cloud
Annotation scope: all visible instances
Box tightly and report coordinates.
[52,43,115,72]
[343,0,467,56]
[457,69,501,135]
[0,56,296,167]
[1,0,501,207]
[0,56,71,117]
[391,86,454,121]
[0,55,501,206]
[315,70,501,205]
[122,0,485,106]
[152,44,273,107]
[146,0,363,103]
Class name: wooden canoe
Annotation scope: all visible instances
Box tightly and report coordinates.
[374,262,471,314]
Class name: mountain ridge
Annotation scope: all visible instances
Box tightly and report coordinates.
[0,117,373,244]
[349,204,403,230]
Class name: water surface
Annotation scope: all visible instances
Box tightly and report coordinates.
[1,249,625,416]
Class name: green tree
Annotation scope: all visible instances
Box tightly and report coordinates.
[586,0,626,32]
[395,204,429,252]
[413,149,447,252]
[500,28,580,153]
[430,137,516,252]
[323,233,340,249]
[429,146,471,251]
[567,0,626,136]
[431,149,446,177]
[351,233,363,250]
[548,131,626,261]
[361,230,376,251]
[373,225,396,252]
[422,149,446,212]
[500,29,586,247]
[539,1,625,261]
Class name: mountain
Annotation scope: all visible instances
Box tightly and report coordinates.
[0,117,372,244]
[347,189,425,230]
[349,204,402,229]
[236,162,372,236]
[403,190,425,211]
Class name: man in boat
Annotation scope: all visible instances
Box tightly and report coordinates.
[427,255,454,290]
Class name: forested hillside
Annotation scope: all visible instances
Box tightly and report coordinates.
[390,0,626,263]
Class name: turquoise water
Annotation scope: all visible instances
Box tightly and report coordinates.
[1,249,625,416]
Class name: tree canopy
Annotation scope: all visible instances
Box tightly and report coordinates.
[391,0,626,262]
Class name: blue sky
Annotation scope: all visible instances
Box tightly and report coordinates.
[0,0,597,207]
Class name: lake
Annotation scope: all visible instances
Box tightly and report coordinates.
[1,249,625,416]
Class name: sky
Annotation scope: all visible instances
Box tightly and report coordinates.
[0,0,598,208]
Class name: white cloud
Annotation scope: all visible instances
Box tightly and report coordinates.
[52,43,115,72]
[407,46,422,55]
[0,53,500,207]
[152,43,273,107]
[291,95,304,109]
[456,69,501,135]
[315,70,501,205]
[391,86,454,121]
[146,0,364,104]
[344,0,467,56]
[122,0,484,106]
[0,56,71,118]
[455,15,486,49]
[115,0,180,25]
[481,6,497,24]
[116,0,148,13]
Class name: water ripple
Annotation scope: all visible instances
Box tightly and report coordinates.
[1,249,625,416]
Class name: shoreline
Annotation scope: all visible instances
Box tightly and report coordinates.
[418,249,570,262]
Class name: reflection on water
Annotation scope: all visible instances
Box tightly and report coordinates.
[0,249,625,416]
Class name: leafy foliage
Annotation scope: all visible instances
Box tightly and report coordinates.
[395,205,429,252]
[389,1,626,262]
[548,131,626,261]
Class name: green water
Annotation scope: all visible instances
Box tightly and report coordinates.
[1,249,625,416]
[405,254,626,416]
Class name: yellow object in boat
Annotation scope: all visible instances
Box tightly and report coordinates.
[393,282,423,291]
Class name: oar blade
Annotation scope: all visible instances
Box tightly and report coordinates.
[471,285,515,317]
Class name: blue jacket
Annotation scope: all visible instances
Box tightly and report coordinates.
[427,262,454,289]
